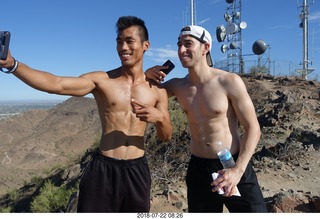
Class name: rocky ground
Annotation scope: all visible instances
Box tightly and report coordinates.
[149,149,320,213]
[149,75,320,213]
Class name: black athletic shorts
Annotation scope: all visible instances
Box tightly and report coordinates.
[186,154,267,212]
[77,150,151,212]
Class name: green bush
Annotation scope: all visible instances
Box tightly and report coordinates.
[30,180,77,213]
[0,206,12,213]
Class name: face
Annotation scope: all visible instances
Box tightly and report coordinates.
[116,26,150,67]
[177,35,208,68]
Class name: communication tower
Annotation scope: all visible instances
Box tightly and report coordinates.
[216,0,246,73]
[295,0,315,79]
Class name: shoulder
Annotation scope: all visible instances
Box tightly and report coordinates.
[221,73,248,98]
[166,76,185,84]
[145,77,165,90]
[80,67,121,80]
[214,69,244,87]
[151,82,168,97]
[145,80,169,103]
[210,69,247,97]
[106,67,122,78]
[165,75,188,87]
[80,71,107,80]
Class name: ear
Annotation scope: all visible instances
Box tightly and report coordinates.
[202,42,210,56]
[143,40,150,52]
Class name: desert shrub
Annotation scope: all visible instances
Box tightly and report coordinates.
[0,206,12,213]
[30,180,77,212]
[8,189,20,203]
[146,97,191,185]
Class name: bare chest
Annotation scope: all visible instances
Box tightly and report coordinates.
[175,85,229,118]
[95,80,157,111]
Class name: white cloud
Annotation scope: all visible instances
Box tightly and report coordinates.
[146,46,178,62]
[309,11,320,21]
[198,18,211,25]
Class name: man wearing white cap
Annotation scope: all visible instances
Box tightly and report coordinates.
[146,25,267,212]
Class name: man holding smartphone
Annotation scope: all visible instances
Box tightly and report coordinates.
[0,16,172,212]
[146,25,267,212]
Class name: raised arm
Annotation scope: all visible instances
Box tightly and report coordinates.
[145,65,167,84]
[0,52,96,97]
[145,66,175,97]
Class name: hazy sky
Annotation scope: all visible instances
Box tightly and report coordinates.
[1,0,319,102]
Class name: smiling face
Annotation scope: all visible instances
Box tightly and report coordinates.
[116,26,150,67]
[177,35,205,68]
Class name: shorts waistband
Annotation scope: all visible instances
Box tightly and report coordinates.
[190,153,239,164]
[190,154,220,163]
[94,150,147,166]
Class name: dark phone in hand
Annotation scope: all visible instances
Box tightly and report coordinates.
[162,60,175,75]
[0,31,10,60]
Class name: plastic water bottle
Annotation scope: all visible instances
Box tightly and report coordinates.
[217,148,235,169]
[214,142,241,197]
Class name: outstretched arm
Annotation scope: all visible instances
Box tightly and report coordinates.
[0,52,96,96]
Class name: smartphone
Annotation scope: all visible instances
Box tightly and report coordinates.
[0,31,10,60]
[162,60,175,75]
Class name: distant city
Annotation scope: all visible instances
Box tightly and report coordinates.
[0,100,64,120]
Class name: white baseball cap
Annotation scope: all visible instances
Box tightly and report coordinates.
[179,25,213,67]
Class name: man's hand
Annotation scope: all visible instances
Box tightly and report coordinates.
[211,168,241,197]
[131,99,164,124]
[0,50,15,70]
[145,65,168,84]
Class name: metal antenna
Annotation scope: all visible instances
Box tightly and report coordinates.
[296,0,315,79]
[190,0,196,25]
[302,0,309,75]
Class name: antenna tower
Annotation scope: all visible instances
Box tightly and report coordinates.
[216,0,245,73]
[296,0,315,79]
[190,0,196,25]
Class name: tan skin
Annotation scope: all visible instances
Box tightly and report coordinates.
[0,26,172,160]
[146,35,261,197]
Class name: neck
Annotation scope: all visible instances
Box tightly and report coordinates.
[187,62,212,85]
[121,64,145,82]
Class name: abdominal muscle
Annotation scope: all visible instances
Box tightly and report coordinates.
[98,111,147,160]
[188,115,240,159]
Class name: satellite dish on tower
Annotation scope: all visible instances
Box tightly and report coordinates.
[226,0,234,4]
[226,22,238,35]
[221,44,228,53]
[224,13,232,22]
[299,22,303,28]
[239,21,247,29]
[229,42,237,49]
[234,12,241,19]
[252,39,268,55]
[216,25,226,42]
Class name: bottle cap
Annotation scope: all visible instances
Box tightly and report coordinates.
[217,149,232,161]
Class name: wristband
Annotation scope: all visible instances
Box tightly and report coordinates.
[0,57,19,74]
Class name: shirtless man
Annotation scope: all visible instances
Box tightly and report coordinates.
[146,25,267,212]
[0,16,172,212]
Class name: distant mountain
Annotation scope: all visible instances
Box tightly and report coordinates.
[0,101,61,120]
[0,97,100,196]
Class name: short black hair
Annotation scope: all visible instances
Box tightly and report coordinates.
[116,16,149,42]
